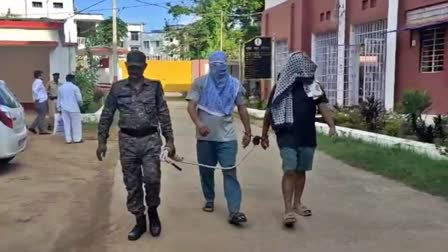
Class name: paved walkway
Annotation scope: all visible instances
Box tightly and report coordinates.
[102,101,448,252]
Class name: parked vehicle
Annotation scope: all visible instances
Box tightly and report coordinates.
[0,80,27,164]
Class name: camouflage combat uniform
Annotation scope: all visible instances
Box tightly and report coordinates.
[98,78,173,216]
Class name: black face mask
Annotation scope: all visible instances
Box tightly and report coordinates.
[128,65,145,80]
[297,77,314,85]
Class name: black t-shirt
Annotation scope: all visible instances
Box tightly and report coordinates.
[267,81,328,148]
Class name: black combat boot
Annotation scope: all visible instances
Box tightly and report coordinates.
[128,215,147,241]
[148,208,161,237]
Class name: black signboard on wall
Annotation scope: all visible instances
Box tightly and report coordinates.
[244,37,272,80]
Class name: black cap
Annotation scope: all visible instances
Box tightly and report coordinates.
[53,73,60,76]
[126,50,146,67]
[66,74,75,81]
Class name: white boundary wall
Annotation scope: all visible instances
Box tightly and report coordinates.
[315,123,447,160]
[82,107,103,123]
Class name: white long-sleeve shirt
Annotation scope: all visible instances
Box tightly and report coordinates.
[57,81,83,113]
[32,79,48,103]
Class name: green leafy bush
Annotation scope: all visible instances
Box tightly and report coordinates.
[76,70,98,113]
[383,115,402,137]
[93,88,105,103]
[434,115,448,156]
[398,120,414,137]
[255,100,268,110]
[334,97,386,133]
[434,115,447,140]
[75,70,97,113]
[245,97,267,110]
[359,96,385,132]
[334,107,366,130]
[399,90,434,143]
[400,90,432,116]
[75,44,100,114]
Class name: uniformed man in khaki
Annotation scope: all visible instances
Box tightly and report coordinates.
[97,50,176,241]
[46,73,61,129]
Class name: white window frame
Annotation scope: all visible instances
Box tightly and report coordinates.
[420,27,445,73]
[130,32,139,41]
[32,1,43,8]
[53,2,64,9]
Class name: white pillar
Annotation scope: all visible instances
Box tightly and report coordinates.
[109,57,114,84]
[63,17,77,75]
[311,33,316,62]
[385,0,399,111]
[69,47,76,73]
[349,25,360,105]
[336,0,346,106]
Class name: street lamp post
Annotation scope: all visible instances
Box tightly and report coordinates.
[112,0,118,82]
[220,10,224,51]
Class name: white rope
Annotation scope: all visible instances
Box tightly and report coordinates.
[160,145,257,170]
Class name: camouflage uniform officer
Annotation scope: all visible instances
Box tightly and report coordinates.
[97,50,176,241]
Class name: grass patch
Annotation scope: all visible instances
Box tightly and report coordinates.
[317,133,448,199]
[83,122,98,134]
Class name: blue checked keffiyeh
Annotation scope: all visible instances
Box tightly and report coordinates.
[198,51,239,117]
[271,51,323,130]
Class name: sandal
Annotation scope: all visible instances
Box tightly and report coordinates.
[202,202,214,212]
[228,212,247,225]
[294,205,312,217]
[283,212,297,227]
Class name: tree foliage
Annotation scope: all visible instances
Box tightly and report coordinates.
[165,0,264,59]
[87,17,128,47]
[75,44,99,113]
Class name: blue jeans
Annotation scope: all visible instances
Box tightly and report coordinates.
[197,140,242,215]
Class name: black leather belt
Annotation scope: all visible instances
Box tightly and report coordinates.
[120,127,158,137]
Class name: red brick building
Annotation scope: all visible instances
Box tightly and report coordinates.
[262,0,448,114]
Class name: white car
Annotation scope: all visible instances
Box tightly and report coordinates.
[0,80,27,164]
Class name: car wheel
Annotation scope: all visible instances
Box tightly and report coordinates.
[0,156,15,165]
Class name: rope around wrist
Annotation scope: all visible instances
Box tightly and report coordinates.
[161,135,263,171]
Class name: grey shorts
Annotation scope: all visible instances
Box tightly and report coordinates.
[280,147,315,172]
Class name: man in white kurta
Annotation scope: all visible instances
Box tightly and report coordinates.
[57,74,83,144]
